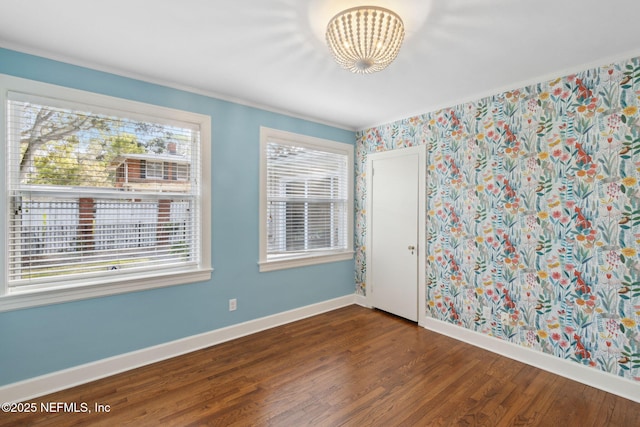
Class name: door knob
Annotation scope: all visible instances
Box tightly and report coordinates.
[408,245,415,254]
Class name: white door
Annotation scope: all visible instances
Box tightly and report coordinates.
[368,147,422,322]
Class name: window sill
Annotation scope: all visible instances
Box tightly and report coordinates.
[0,267,213,312]
[258,251,354,272]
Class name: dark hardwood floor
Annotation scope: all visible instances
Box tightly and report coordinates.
[2,305,638,426]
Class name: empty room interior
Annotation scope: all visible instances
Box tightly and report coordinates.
[0,0,639,425]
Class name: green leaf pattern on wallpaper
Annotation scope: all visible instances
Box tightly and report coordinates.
[356,57,640,381]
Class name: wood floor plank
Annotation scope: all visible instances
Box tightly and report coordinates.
[1,305,637,426]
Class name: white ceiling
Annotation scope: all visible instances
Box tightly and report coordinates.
[1,0,639,130]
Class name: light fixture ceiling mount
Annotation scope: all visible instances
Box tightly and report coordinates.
[325,6,405,74]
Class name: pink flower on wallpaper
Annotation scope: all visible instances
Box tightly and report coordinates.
[552,210,562,219]
[560,340,570,349]
[553,87,563,96]
[551,333,562,341]
[552,271,561,280]
[552,149,562,157]
[524,291,537,304]
[565,326,575,334]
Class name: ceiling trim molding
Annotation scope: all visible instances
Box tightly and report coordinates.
[4,42,640,133]
[358,48,640,131]
[0,42,357,132]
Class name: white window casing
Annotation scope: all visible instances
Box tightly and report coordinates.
[0,74,212,312]
[259,127,354,272]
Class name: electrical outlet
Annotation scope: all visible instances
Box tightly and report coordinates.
[229,298,237,311]
[482,307,492,319]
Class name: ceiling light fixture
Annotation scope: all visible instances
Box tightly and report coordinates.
[325,6,405,74]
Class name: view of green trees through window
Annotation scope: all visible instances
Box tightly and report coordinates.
[14,99,191,187]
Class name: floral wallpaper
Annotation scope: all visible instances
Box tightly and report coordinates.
[356,57,640,381]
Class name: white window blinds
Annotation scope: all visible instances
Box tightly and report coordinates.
[265,140,349,258]
[6,91,201,292]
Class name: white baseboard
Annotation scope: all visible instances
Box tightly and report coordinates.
[422,317,640,403]
[0,294,356,403]
[354,293,369,308]
[4,298,636,405]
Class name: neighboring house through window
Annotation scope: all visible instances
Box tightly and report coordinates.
[0,74,211,311]
[259,127,354,272]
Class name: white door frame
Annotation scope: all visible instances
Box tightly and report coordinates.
[365,145,426,325]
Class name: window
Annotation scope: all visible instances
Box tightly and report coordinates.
[0,74,211,311]
[146,161,164,179]
[259,127,353,272]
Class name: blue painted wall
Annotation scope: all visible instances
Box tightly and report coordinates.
[0,48,356,386]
